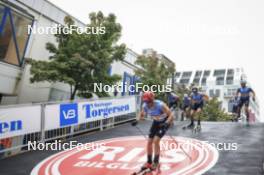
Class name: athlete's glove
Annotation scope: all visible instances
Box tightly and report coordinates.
[159,122,170,130]
[131,120,138,126]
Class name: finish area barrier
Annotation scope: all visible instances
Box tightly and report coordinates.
[0,96,138,158]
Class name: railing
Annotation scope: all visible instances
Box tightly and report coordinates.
[0,95,138,159]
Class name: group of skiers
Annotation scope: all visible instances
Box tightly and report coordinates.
[131,79,256,174]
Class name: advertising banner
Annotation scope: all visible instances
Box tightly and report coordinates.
[44,96,136,130]
[0,105,41,139]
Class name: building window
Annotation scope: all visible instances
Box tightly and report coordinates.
[195,71,202,77]
[226,77,234,85]
[209,89,214,97]
[227,88,237,97]
[180,79,189,85]
[215,89,220,97]
[193,78,200,85]
[203,70,210,77]
[209,89,220,97]
[182,71,192,78]
[214,69,226,77]
[201,78,207,86]
[175,72,181,78]
[0,4,33,66]
[228,100,234,112]
[216,77,224,85]
[227,69,234,76]
[49,88,70,101]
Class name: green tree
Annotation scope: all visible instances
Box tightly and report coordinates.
[135,54,175,101]
[199,97,232,121]
[29,12,126,100]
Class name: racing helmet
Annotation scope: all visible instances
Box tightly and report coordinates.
[192,86,198,93]
[142,91,155,103]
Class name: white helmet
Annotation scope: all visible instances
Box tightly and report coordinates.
[184,93,188,97]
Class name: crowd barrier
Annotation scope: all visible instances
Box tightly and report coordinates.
[0,96,139,159]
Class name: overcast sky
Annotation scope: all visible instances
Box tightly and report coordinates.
[49,0,264,119]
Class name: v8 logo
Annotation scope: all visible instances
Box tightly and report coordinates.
[60,103,78,127]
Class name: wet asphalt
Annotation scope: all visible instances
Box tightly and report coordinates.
[0,121,263,175]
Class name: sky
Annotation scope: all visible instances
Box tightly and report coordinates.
[49,0,264,119]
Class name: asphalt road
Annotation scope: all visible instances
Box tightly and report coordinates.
[0,121,263,175]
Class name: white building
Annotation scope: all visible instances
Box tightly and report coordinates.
[0,0,140,105]
[175,68,261,122]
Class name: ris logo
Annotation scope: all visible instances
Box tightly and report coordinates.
[60,103,78,127]
[0,120,22,134]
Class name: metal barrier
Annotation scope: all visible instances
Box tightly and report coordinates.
[0,96,138,158]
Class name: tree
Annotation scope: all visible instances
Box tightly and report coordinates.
[29,12,126,100]
[135,54,175,101]
[200,97,232,121]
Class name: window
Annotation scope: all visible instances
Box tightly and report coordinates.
[182,71,192,78]
[195,71,202,77]
[214,69,226,77]
[227,88,237,96]
[228,100,234,112]
[203,70,210,77]
[226,77,234,85]
[180,79,189,84]
[0,5,33,66]
[193,78,200,85]
[0,11,19,65]
[12,10,32,62]
[209,89,214,97]
[49,88,70,101]
[216,77,224,85]
[227,69,234,76]
[201,78,207,86]
[215,89,220,97]
[209,89,220,97]
[175,72,181,78]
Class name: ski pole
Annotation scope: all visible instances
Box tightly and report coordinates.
[167,132,192,161]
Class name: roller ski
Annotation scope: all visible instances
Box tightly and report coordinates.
[192,124,201,133]
[182,123,194,130]
[131,163,152,175]
[143,163,161,175]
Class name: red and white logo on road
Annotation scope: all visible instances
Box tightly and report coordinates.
[31,136,219,175]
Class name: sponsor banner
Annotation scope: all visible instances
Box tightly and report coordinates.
[0,105,41,139]
[31,136,219,175]
[45,96,136,130]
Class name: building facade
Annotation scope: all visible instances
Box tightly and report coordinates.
[175,68,261,122]
[0,0,140,105]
